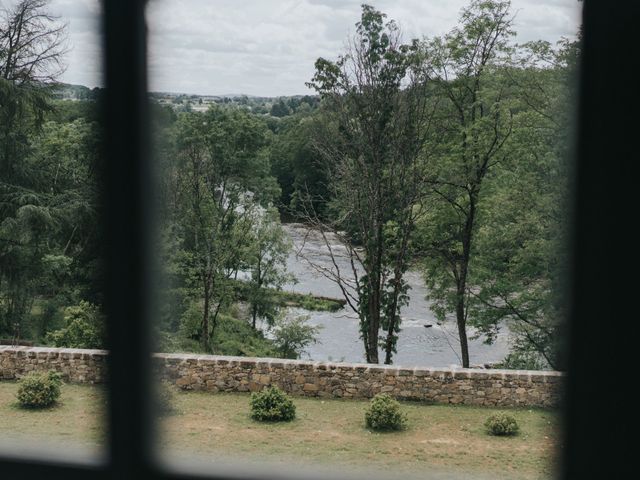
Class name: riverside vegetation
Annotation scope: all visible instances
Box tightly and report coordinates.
[0,0,577,369]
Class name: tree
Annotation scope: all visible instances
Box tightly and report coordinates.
[0,0,75,337]
[305,5,434,364]
[417,0,515,368]
[0,0,67,85]
[0,116,101,337]
[45,300,104,349]
[245,207,294,330]
[164,106,278,351]
[270,100,290,117]
[464,37,579,369]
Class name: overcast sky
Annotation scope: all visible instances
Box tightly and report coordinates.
[46,0,581,97]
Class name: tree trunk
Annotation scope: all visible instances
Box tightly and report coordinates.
[251,304,257,330]
[366,292,379,363]
[383,323,396,365]
[456,195,476,368]
[384,246,410,365]
[456,292,470,368]
[201,276,211,352]
[365,254,382,364]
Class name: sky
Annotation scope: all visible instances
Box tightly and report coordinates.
[43,0,582,97]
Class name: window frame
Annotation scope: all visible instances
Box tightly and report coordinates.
[0,0,634,478]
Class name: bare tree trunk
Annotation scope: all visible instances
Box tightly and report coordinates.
[210,301,223,348]
[455,195,476,368]
[456,288,470,368]
[201,275,211,351]
[251,305,257,330]
[366,292,380,363]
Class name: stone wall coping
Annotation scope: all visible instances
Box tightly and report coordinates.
[0,345,107,356]
[0,346,563,378]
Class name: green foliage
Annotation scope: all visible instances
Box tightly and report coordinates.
[416,0,517,368]
[268,112,330,217]
[494,351,546,371]
[156,302,281,358]
[213,313,279,358]
[307,3,432,364]
[154,330,207,355]
[270,100,290,117]
[158,105,280,351]
[16,371,63,408]
[484,413,519,436]
[412,0,576,369]
[0,79,103,338]
[364,393,407,431]
[459,37,578,370]
[250,386,296,422]
[245,207,295,329]
[271,314,321,359]
[155,381,177,416]
[275,291,343,312]
[0,0,576,373]
[178,302,203,340]
[45,301,104,349]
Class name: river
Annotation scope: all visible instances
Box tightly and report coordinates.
[277,224,511,368]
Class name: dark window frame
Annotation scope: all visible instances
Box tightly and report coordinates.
[0,0,635,478]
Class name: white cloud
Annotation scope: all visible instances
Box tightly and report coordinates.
[46,0,582,95]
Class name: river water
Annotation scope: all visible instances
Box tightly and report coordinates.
[279,224,511,368]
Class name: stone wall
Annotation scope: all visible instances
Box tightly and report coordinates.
[0,346,106,383]
[0,346,563,407]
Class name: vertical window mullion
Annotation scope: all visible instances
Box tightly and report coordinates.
[562,1,637,479]
[103,0,152,477]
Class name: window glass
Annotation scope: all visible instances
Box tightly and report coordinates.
[0,0,106,463]
[146,1,580,478]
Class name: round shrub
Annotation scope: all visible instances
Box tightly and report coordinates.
[16,371,63,408]
[250,386,296,422]
[364,393,407,431]
[484,413,519,436]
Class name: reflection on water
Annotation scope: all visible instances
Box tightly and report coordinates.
[281,224,510,367]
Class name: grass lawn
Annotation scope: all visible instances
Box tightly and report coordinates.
[0,382,560,479]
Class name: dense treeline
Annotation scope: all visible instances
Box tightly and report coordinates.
[0,0,103,343]
[0,0,577,369]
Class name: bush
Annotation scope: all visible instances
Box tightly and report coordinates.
[484,413,520,436]
[45,301,104,349]
[178,302,202,340]
[272,314,321,359]
[16,371,63,408]
[250,386,296,422]
[494,351,545,370]
[155,381,177,416]
[364,393,407,431]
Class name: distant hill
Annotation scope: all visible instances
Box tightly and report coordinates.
[53,83,103,101]
[52,84,320,117]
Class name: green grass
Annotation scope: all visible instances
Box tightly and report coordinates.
[0,381,106,458]
[0,382,560,479]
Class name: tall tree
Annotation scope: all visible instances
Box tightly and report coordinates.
[0,0,70,336]
[306,5,434,364]
[0,0,67,85]
[465,37,579,369]
[418,0,515,367]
